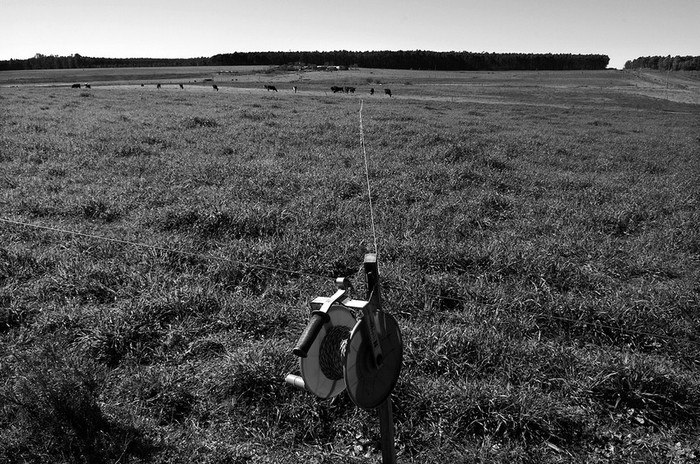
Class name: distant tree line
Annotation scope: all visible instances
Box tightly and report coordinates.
[0,53,210,71]
[624,55,700,71]
[209,51,610,71]
[0,51,610,72]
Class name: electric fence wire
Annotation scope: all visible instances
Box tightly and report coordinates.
[0,216,330,282]
[359,99,379,259]
[1,216,696,347]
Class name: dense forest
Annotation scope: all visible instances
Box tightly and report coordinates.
[624,55,700,71]
[0,51,609,71]
[6,52,699,73]
[209,51,610,71]
[0,54,210,71]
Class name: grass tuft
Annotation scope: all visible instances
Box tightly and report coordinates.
[0,345,154,463]
[115,144,159,158]
[157,207,290,239]
[185,116,218,128]
[79,198,121,222]
[240,109,276,121]
[443,141,486,163]
[587,358,700,425]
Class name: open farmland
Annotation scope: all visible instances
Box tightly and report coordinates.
[1,67,699,463]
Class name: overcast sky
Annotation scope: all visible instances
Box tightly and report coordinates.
[1,0,698,69]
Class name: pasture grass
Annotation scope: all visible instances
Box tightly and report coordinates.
[1,69,699,463]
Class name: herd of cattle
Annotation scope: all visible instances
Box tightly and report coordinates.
[330,85,391,96]
[70,82,392,96]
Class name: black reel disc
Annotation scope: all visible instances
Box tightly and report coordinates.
[344,312,403,409]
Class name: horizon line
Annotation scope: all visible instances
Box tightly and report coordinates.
[1,49,617,62]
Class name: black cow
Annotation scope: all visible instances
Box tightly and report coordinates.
[264,85,278,92]
[292,86,297,93]
[370,88,374,95]
[84,83,91,89]
[156,83,161,89]
[344,86,356,94]
[385,88,392,97]
[330,86,344,93]
[212,84,219,91]
[71,83,81,88]
[179,84,184,89]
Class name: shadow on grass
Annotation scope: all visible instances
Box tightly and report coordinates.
[0,345,158,463]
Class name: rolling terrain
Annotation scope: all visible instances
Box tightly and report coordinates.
[1,67,699,463]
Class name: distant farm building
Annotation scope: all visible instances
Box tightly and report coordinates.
[315,65,348,71]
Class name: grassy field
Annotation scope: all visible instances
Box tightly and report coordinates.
[1,67,699,463]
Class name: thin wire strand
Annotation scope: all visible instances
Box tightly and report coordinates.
[0,216,331,282]
[1,216,696,346]
[359,99,379,258]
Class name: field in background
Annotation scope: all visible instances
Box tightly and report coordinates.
[1,68,699,463]
[2,65,699,104]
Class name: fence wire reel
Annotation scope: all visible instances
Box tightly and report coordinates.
[285,253,403,463]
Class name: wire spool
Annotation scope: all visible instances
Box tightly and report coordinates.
[299,304,356,399]
[344,312,403,409]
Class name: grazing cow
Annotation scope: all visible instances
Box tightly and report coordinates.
[156,83,161,89]
[71,83,81,88]
[385,88,392,97]
[330,86,344,93]
[344,86,355,94]
[84,83,91,89]
[212,84,219,91]
[179,84,184,89]
[141,84,145,87]
[293,86,297,93]
[370,88,374,95]
[264,85,278,92]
